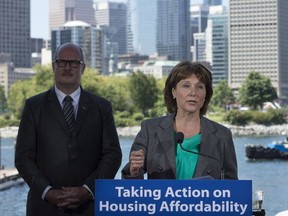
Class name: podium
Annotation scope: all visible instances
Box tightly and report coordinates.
[95,179,252,216]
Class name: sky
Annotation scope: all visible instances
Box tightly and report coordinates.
[31,0,49,39]
[30,0,228,40]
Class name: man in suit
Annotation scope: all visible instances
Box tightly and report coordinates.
[15,43,122,216]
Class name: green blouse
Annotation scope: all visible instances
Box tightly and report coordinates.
[175,132,201,179]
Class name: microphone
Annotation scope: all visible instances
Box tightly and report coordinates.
[176,132,225,180]
[176,131,184,144]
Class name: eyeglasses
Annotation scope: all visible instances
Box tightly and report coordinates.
[54,59,84,68]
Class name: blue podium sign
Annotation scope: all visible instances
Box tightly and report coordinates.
[95,179,252,216]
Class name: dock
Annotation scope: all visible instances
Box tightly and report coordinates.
[0,168,24,191]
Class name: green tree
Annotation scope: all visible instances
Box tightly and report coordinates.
[82,70,133,113]
[239,71,278,110]
[7,79,35,118]
[0,86,6,112]
[81,68,102,94]
[150,77,167,116]
[33,64,54,93]
[96,75,132,113]
[7,65,54,118]
[212,80,235,111]
[129,71,158,116]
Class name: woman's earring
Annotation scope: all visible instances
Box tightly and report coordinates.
[173,96,176,99]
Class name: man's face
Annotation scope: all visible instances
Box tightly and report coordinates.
[53,44,85,92]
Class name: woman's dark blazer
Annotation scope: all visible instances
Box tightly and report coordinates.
[122,113,238,180]
[15,87,122,216]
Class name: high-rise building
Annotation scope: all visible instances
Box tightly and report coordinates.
[49,0,96,34]
[193,32,206,62]
[206,6,228,85]
[31,38,44,54]
[190,4,210,35]
[0,63,35,97]
[41,40,52,66]
[0,0,31,67]
[31,38,44,67]
[157,0,191,61]
[127,0,157,56]
[190,3,209,61]
[51,21,103,72]
[94,1,127,55]
[229,0,288,102]
[203,0,222,6]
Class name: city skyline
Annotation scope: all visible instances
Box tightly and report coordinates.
[31,0,228,39]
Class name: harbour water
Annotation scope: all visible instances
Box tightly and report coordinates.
[1,135,288,215]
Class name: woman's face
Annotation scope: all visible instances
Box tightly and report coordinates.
[172,74,206,115]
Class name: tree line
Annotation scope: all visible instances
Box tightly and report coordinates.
[0,65,286,127]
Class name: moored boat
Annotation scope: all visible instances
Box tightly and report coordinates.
[0,168,24,191]
[245,139,288,160]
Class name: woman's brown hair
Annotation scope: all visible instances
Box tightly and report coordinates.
[164,61,213,116]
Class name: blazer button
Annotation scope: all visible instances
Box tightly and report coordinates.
[158,167,163,171]
[68,145,72,149]
[207,170,211,174]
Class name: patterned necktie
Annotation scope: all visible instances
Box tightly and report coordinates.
[63,95,75,134]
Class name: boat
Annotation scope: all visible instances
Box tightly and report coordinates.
[0,178,24,191]
[0,168,24,191]
[245,139,288,160]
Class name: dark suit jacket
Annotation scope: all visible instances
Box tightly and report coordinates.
[15,87,122,216]
[122,113,238,180]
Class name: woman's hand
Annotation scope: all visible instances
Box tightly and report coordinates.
[129,149,144,177]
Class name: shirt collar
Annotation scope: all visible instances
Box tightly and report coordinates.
[55,86,81,106]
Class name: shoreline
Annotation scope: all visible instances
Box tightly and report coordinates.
[117,124,288,137]
[225,124,288,136]
[1,124,288,138]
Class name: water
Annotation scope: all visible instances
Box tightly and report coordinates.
[1,135,288,216]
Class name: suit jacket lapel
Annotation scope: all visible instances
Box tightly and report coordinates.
[47,88,70,135]
[157,114,177,177]
[194,117,220,177]
[47,87,90,137]
[74,89,90,136]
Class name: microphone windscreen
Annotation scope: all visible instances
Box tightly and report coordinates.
[176,132,184,144]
